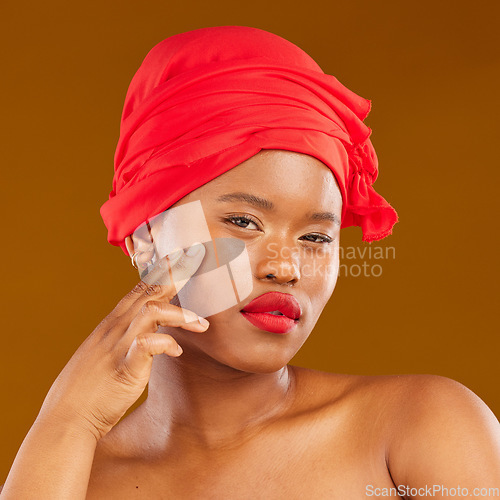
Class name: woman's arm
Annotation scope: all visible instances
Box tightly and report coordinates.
[1,243,209,499]
[0,413,98,498]
[387,375,500,498]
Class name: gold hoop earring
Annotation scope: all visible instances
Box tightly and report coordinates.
[131,251,140,269]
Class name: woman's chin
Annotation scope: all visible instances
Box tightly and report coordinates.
[158,305,312,373]
[166,332,299,375]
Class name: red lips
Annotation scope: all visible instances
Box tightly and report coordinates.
[241,292,302,320]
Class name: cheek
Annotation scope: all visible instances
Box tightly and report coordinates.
[325,247,340,292]
[301,245,339,323]
[302,244,339,291]
[179,237,254,319]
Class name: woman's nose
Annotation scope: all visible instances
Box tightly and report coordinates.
[254,243,301,286]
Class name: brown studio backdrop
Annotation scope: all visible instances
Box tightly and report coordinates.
[1,0,499,479]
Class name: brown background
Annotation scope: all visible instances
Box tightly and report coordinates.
[1,0,499,479]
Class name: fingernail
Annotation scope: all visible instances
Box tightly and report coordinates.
[186,242,203,256]
[197,316,210,328]
[165,248,183,267]
[176,344,183,355]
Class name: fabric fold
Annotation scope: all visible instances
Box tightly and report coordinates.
[100,26,398,255]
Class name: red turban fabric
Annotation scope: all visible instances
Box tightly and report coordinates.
[100,26,398,256]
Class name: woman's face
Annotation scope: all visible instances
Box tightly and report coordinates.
[155,149,343,373]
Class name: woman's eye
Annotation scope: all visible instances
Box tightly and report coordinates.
[223,216,332,244]
[225,216,259,230]
[300,234,333,244]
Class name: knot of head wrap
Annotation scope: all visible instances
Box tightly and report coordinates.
[100,26,398,256]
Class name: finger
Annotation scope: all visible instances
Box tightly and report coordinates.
[143,241,205,290]
[107,242,206,324]
[121,333,183,382]
[132,241,205,303]
[118,300,209,346]
[123,242,206,322]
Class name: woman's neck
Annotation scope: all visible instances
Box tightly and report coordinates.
[142,349,297,451]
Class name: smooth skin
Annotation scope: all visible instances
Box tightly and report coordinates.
[2,150,499,499]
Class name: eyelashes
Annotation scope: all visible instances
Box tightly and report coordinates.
[222,215,333,244]
[225,215,259,230]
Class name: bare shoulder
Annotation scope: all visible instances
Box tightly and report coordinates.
[294,367,500,459]
[378,373,500,444]
[288,366,427,440]
[290,365,448,412]
[312,369,500,443]
[295,366,499,425]
[369,373,500,490]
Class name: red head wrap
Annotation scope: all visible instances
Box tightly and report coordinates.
[100,26,398,256]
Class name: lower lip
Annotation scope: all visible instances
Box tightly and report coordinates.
[240,311,298,334]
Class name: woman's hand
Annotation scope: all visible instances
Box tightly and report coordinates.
[1,244,208,499]
[36,242,208,441]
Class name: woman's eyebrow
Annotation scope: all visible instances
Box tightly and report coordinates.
[216,192,340,226]
[216,192,274,210]
[309,212,341,226]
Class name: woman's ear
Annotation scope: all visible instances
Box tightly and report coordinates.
[125,233,156,270]
[125,235,135,257]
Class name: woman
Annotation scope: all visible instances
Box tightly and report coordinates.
[2,26,499,499]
